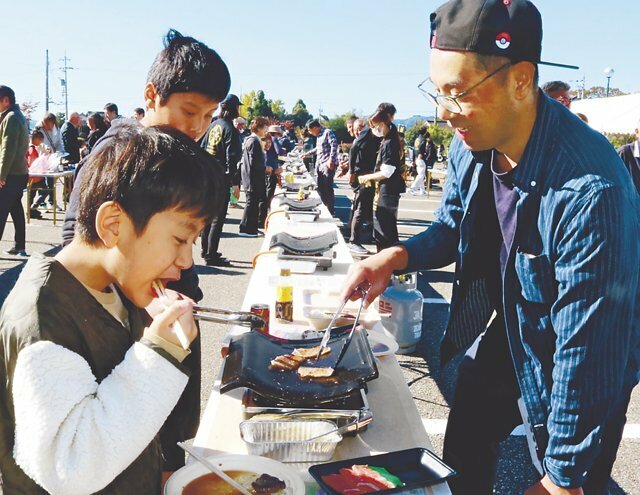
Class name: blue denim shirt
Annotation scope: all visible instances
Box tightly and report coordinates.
[403,94,640,487]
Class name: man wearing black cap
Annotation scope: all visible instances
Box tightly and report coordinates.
[200,94,243,266]
[341,1,639,494]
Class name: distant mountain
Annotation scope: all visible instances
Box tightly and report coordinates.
[394,115,435,128]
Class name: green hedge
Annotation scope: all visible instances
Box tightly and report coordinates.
[604,132,635,150]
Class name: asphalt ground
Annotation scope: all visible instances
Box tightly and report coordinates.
[0,179,637,494]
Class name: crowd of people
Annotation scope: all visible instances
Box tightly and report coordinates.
[0,0,638,493]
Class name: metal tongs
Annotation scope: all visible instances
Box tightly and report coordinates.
[315,283,370,365]
[302,410,374,443]
[193,305,265,329]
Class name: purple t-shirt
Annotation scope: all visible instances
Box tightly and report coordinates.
[492,162,519,276]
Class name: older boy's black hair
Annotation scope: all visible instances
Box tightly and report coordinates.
[76,124,224,244]
[0,86,16,105]
[147,29,231,104]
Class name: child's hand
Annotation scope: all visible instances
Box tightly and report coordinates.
[148,299,198,348]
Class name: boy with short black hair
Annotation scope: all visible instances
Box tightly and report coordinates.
[0,125,225,494]
[61,28,231,472]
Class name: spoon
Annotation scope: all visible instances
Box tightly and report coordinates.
[177,442,252,495]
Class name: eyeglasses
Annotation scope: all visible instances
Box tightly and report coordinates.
[418,61,514,114]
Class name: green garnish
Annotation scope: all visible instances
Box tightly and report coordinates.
[369,466,403,487]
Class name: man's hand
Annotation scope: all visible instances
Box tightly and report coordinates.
[340,246,409,308]
[328,161,335,171]
[232,185,240,200]
[265,166,273,175]
[0,179,5,188]
[525,475,584,495]
[358,175,370,186]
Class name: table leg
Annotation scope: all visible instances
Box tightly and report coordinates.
[26,182,31,224]
[52,180,57,225]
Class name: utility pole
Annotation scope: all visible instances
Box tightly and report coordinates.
[59,53,75,119]
[45,50,50,113]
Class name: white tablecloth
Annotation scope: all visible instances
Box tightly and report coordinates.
[193,190,451,494]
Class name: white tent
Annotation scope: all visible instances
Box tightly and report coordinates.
[572,93,640,134]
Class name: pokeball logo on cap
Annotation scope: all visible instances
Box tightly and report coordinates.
[496,32,511,49]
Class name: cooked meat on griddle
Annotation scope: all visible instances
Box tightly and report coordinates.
[292,346,331,359]
[297,366,335,379]
[269,353,305,372]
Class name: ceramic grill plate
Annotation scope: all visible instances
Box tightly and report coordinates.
[270,230,338,256]
[220,326,378,406]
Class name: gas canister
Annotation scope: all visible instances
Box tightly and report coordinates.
[378,273,423,354]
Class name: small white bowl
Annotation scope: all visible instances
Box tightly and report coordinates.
[164,454,304,495]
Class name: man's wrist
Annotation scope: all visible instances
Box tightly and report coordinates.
[386,244,409,272]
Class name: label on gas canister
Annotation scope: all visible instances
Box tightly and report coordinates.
[379,299,392,314]
[413,324,422,338]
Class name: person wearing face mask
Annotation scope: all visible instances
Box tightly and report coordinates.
[239,117,270,237]
[356,103,405,251]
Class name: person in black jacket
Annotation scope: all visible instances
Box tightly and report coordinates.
[60,29,231,474]
[60,113,81,164]
[617,120,640,194]
[239,117,269,236]
[85,112,108,155]
[200,94,242,266]
[347,118,380,254]
[409,128,437,195]
[356,103,405,251]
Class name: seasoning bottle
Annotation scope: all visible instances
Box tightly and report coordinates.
[275,268,293,322]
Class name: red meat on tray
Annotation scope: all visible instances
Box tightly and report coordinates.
[321,465,400,494]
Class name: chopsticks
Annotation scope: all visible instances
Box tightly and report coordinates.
[177,442,252,495]
[151,280,190,350]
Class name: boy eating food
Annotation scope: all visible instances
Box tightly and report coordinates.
[61,28,231,472]
[0,125,224,494]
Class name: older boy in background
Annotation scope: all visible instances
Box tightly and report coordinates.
[61,29,231,473]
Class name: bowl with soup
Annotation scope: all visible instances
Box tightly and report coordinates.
[164,454,305,495]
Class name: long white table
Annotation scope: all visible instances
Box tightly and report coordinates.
[193,189,451,494]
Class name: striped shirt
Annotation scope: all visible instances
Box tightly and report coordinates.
[403,93,640,487]
[315,127,338,175]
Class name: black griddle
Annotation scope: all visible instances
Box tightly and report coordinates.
[269,230,338,256]
[278,197,323,211]
[220,326,378,406]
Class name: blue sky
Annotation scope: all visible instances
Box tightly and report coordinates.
[1,0,637,119]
